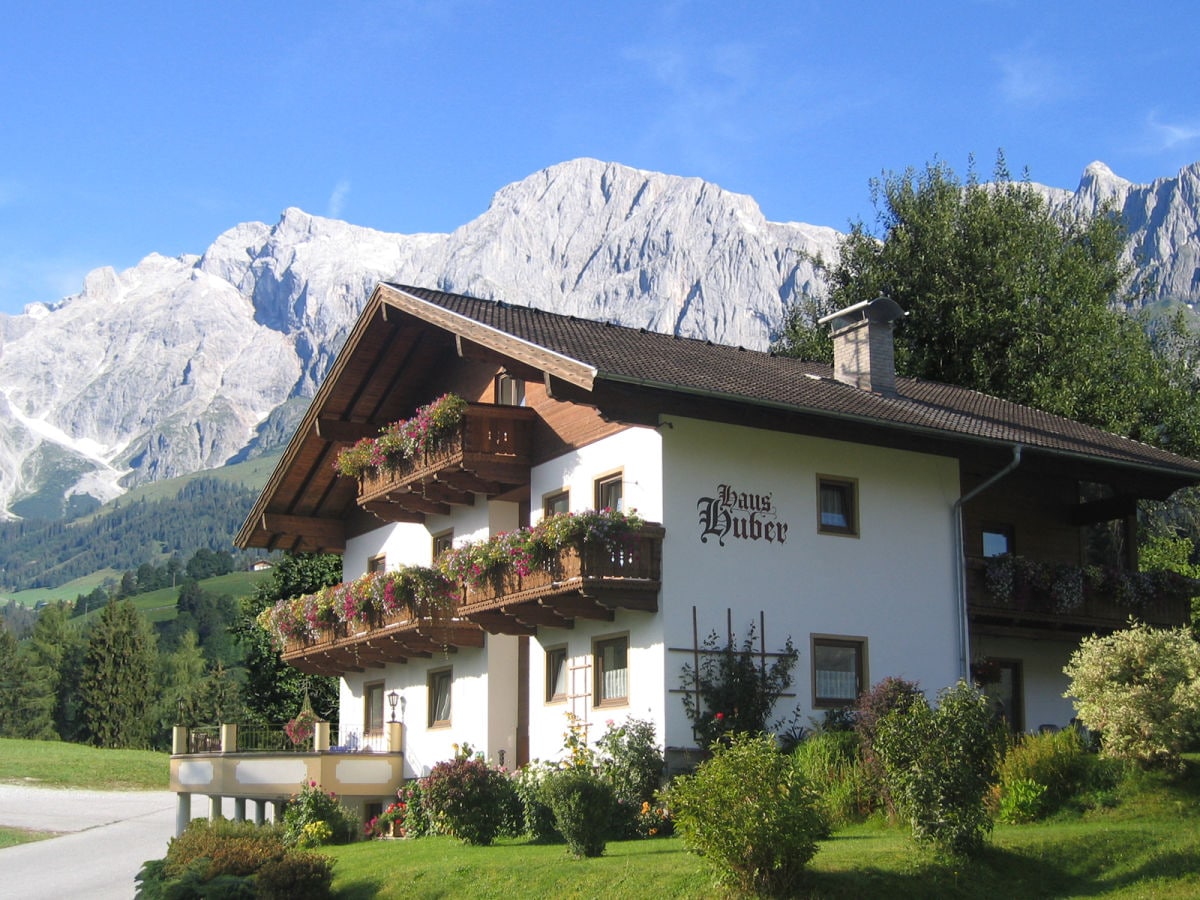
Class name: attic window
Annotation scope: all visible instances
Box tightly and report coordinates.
[495,374,525,406]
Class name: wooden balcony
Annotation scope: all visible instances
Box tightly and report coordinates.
[460,525,664,635]
[966,557,1193,636]
[359,404,536,521]
[280,606,484,678]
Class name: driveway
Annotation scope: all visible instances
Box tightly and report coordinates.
[0,785,219,900]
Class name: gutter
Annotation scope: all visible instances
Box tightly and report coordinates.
[952,444,1022,682]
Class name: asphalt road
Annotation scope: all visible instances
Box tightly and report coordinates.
[0,785,214,900]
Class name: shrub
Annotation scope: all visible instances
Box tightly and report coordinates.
[997,777,1047,824]
[161,819,287,878]
[282,781,358,847]
[853,676,924,815]
[512,760,561,843]
[397,779,434,837]
[1064,621,1200,770]
[792,730,872,829]
[542,766,617,857]
[874,681,1003,858]
[998,726,1090,816]
[421,752,517,845]
[668,732,826,896]
[255,850,335,899]
[595,717,665,837]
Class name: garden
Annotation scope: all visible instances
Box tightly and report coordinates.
[137,621,1200,898]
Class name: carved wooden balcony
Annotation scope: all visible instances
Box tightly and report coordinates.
[460,525,664,635]
[358,404,536,521]
[966,557,1193,635]
[280,606,484,678]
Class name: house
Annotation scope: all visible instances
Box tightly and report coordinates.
[172,283,1200,825]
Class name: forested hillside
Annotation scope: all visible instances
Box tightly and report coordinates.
[0,477,261,591]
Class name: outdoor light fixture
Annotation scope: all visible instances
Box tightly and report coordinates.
[387,690,399,723]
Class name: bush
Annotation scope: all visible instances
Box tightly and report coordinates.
[162,819,287,878]
[874,681,1003,858]
[421,752,517,845]
[595,717,665,837]
[396,780,433,837]
[998,726,1090,817]
[853,676,924,815]
[255,850,334,899]
[542,766,616,858]
[792,730,871,829]
[1064,621,1200,770]
[668,732,826,896]
[512,760,561,843]
[282,781,358,847]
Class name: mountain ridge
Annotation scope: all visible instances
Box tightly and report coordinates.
[1,157,1198,520]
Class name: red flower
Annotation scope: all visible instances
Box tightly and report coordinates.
[715,712,724,721]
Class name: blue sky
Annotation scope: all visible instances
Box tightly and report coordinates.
[2,0,1198,316]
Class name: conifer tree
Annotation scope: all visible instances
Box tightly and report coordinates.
[78,599,158,749]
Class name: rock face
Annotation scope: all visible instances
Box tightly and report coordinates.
[0,157,1196,518]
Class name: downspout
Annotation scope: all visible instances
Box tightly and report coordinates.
[953,444,1023,681]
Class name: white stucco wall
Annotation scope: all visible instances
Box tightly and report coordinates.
[659,415,963,748]
[530,426,664,522]
[972,633,1080,730]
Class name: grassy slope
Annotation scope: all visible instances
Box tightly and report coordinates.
[324,759,1200,899]
[0,738,169,790]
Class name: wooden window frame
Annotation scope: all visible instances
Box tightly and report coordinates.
[594,471,624,513]
[593,634,629,707]
[364,680,386,736]
[811,635,867,708]
[432,529,454,562]
[367,553,387,574]
[495,373,526,407]
[543,488,570,519]
[817,475,859,537]
[427,668,452,728]
[544,645,568,703]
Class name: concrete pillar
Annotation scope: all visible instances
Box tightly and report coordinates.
[175,792,191,837]
[314,721,330,752]
[172,726,189,756]
[209,795,222,820]
[386,721,404,753]
[233,798,246,822]
[219,723,238,753]
[253,799,266,825]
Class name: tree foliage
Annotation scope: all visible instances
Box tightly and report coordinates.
[78,599,158,748]
[773,155,1200,458]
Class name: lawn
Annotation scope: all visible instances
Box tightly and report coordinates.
[322,760,1200,899]
[0,738,169,790]
[0,826,54,849]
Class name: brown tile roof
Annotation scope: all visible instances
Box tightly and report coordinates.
[394,284,1200,479]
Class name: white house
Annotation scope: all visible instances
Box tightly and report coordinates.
[191,283,1200,821]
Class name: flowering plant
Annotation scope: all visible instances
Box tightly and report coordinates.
[334,393,469,479]
[285,708,319,745]
[365,799,408,838]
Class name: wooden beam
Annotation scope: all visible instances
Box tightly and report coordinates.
[435,471,502,495]
[466,612,537,636]
[420,481,475,506]
[314,417,377,444]
[540,596,614,622]
[360,500,425,524]
[260,514,345,552]
[1067,495,1138,526]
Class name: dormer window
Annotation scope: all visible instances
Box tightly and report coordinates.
[495,374,525,406]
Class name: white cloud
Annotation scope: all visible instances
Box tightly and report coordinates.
[327,179,351,219]
[1145,111,1200,152]
[994,46,1071,107]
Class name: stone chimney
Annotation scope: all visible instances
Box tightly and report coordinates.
[818,295,906,396]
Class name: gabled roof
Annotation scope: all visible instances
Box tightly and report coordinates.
[237,283,1200,552]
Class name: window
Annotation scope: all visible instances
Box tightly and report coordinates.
[817,476,858,536]
[367,554,386,574]
[432,529,454,561]
[545,646,568,702]
[595,473,623,512]
[593,636,628,706]
[428,669,452,727]
[495,374,525,406]
[982,525,1013,558]
[812,637,866,707]
[365,681,385,735]
[543,489,569,518]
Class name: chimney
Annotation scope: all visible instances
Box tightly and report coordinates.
[818,295,906,396]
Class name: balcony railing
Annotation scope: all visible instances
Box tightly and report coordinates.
[358,404,536,520]
[460,525,664,635]
[280,605,485,677]
[966,556,1194,632]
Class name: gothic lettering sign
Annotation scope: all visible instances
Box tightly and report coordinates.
[697,484,789,547]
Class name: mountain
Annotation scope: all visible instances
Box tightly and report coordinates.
[1,157,1198,521]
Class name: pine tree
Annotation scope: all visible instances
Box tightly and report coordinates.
[78,599,158,748]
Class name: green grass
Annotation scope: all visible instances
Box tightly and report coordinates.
[0,827,55,849]
[0,738,169,790]
[323,758,1200,899]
